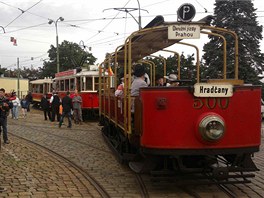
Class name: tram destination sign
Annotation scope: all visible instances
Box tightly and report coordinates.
[194,83,233,97]
[55,69,77,78]
[168,25,200,39]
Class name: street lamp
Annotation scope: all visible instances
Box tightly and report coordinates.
[48,17,64,73]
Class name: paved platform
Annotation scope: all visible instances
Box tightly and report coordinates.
[0,135,101,198]
[0,109,103,198]
[0,109,264,197]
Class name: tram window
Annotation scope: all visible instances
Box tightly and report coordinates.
[85,77,93,90]
[32,85,35,93]
[70,78,75,91]
[40,85,43,93]
[53,81,58,91]
[65,79,70,91]
[43,83,47,93]
[76,77,81,91]
[60,80,65,91]
[94,77,99,91]
[81,77,85,91]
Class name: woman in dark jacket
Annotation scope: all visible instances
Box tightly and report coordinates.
[40,94,51,120]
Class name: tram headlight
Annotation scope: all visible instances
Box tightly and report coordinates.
[199,115,225,142]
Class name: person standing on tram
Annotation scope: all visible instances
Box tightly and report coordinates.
[131,64,148,97]
[131,65,148,113]
[164,74,179,87]
[155,74,166,86]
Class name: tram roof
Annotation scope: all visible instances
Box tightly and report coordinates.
[29,78,53,84]
[114,15,213,64]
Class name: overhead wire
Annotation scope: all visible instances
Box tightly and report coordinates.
[4,0,44,28]
[83,0,131,43]
[194,0,208,13]
[1,0,263,69]
[4,22,49,34]
[3,52,49,69]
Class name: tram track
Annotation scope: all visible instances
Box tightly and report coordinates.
[135,174,149,198]
[10,122,111,154]
[7,113,264,197]
[10,133,111,198]
[217,184,237,198]
[9,117,149,197]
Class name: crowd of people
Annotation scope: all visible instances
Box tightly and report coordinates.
[1,65,175,145]
[0,88,83,149]
[0,89,33,145]
[115,64,179,98]
[40,89,83,129]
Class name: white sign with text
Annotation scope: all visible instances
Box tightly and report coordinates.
[168,25,200,39]
[194,83,233,97]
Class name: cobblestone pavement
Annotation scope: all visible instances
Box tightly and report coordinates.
[0,136,101,197]
[0,109,263,197]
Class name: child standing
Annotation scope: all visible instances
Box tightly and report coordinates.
[20,96,29,118]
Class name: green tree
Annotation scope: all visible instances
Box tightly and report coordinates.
[40,40,97,78]
[202,0,264,84]
[144,53,195,80]
[0,67,7,76]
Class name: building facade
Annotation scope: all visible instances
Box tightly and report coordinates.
[0,77,29,98]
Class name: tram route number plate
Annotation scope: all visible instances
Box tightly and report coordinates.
[194,83,233,97]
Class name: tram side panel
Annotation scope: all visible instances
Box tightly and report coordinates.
[138,86,261,152]
[80,92,99,109]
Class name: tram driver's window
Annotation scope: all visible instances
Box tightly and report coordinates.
[85,77,92,90]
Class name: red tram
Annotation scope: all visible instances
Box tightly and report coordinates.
[29,78,53,103]
[54,68,100,112]
[30,67,101,118]
[99,14,261,184]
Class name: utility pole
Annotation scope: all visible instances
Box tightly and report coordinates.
[17,58,20,98]
[136,0,141,29]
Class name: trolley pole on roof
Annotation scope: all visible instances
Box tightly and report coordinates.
[103,0,148,30]
[0,26,5,33]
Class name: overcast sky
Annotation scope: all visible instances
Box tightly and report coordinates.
[0,0,263,71]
